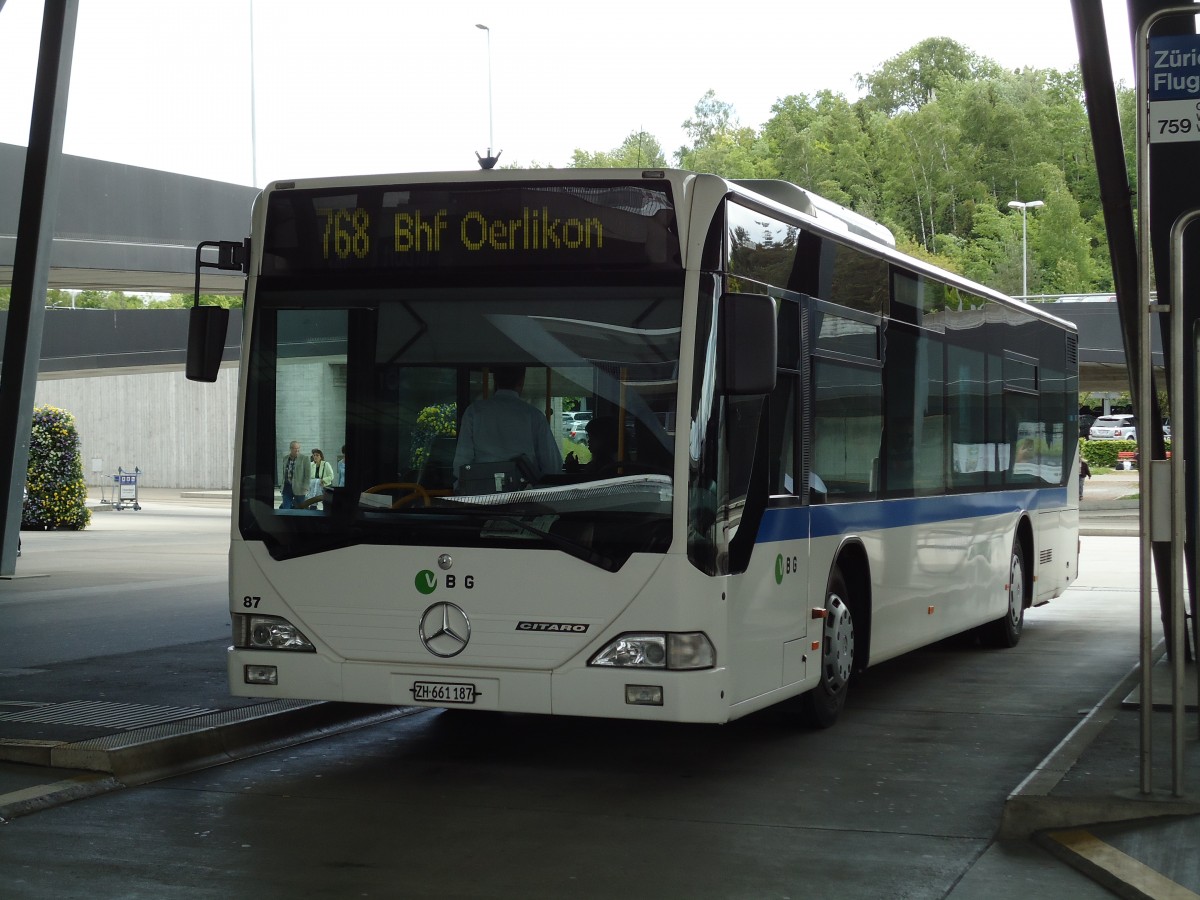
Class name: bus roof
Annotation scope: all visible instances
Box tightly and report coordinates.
[257,167,1075,334]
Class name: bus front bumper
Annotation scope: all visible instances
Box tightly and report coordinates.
[229,648,732,723]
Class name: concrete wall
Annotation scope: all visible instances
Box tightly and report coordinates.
[34,367,238,490]
[275,358,348,477]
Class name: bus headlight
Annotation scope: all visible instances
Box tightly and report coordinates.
[589,632,715,670]
[233,614,315,651]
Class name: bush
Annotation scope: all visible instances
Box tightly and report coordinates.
[410,403,457,468]
[22,405,91,530]
[1080,439,1169,469]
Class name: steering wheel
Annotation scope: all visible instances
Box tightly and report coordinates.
[363,482,432,509]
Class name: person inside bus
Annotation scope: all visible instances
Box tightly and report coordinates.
[452,366,561,489]
[564,415,619,475]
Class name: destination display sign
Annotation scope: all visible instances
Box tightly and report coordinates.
[260,181,681,276]
[1148,35,1200,144]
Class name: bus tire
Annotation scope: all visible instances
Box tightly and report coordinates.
[801,567,855,728]
[980,538,1026,648]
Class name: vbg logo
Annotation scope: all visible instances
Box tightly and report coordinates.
[775,553,798,585]
[415,569,438,595]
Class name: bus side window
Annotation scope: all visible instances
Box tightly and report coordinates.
[812,359,881,501]
[767,373,797,496]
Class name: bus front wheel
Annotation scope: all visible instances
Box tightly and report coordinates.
[979,539,1026,648]
[801,567,855,728]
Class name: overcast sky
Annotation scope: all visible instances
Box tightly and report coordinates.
[0,0,1145,187]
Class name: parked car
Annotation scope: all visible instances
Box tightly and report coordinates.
[567,422,589,446]
[1088,414,1137,441]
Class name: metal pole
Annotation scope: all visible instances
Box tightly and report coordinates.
[1008,200,1042,300]
[476,23,493,155]
[1169,209,1197,796]
[1134,1,1200,798]
[0,0,80,577]
[1135,7,1156,798]
[485,27,493,154]
[1195,320,1200,735]
[1021,207,1029,301]
[249,0,257,187]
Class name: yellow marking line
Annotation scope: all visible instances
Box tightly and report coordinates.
[1048,829,1200,900]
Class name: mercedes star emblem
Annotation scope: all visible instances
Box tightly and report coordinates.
[419,601,471,657]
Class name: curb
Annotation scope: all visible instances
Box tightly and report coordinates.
[0,701,425,822]
[999,646,1200,841]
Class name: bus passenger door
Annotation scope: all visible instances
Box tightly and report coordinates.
[726,297,812,704]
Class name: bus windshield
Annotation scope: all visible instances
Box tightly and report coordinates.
[238,284,682,569]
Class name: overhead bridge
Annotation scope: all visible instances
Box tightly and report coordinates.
[0,141,256,294]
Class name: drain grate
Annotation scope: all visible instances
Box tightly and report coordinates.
[0,700,218,730]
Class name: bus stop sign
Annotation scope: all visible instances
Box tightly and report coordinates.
[1149,34,1200,143]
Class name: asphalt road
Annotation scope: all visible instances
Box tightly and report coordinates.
[0,527,1145,900]
[1,503,230,668]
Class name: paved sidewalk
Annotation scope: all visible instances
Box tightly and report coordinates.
[1080,469,1139,537]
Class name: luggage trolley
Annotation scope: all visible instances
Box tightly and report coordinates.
[113,467,141,510]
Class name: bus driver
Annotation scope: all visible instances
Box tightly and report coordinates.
[452,366,561,489]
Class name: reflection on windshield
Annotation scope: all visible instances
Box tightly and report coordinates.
[241,287,682,568]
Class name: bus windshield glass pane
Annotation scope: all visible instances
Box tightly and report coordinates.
[240,284,682,569]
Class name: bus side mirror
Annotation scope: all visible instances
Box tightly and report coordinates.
[186,305,230,383]
[186,239,246,383]
[720,293,777,395]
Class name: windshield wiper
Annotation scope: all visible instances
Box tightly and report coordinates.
[483,514,614,570]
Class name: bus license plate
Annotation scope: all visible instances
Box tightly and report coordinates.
[411,681,477,704]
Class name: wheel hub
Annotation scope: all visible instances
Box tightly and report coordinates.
[823,595,854,691]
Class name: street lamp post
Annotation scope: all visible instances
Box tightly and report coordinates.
[475,24,499,170]
[1007,199,1044,300]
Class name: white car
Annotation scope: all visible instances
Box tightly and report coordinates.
[1088,414,1137,441]
[566,422,589,446]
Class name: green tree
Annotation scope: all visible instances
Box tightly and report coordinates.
[675,91,775,179]
[873,97,971,252]
[762,91,877,209]
[161,293,243,309]
[960,202,1023,291]
[572,130,667,168]
[1033,167,1095,295]
[73,290,147,309]
[857,37,1001,115]
[680,89,736,149]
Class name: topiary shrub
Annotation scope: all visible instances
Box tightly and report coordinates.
[409,403,457,469]
[22,405,91,530]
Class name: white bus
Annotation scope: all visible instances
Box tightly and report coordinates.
[189,169,1079,726]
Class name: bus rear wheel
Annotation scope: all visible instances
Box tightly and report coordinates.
[801,567,855,728]
[979,539,1025,648]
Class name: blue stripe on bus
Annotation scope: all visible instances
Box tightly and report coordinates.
[757,487,1069,543]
